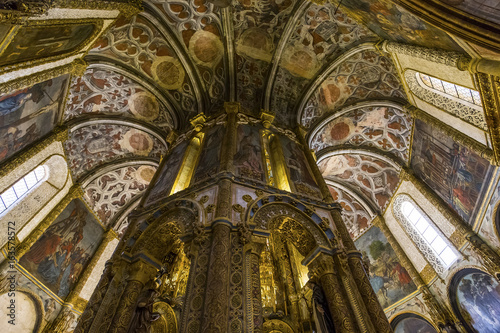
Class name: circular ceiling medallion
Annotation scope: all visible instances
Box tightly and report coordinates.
[236,27,274,62]
[136,165,157,184]
[324,118,355,142]
[120,129,154,156]
[128,91,160,121]
[281,46,319,79]
[189,30,224,68]
[152,56,185,91]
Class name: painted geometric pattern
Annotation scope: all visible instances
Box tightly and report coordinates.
[271,4,376,125]
[328,185,372,240]
[83,165,156,226]
[319,153,400,211]
[233,0,296,114]
[310,106,412,162]
[150,0,226,109]
[65,124,166,179]
[301,50,406,128]
[65,68,174,131]
[90,14,197,114]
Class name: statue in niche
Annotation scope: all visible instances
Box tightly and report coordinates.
[128,288,161,333]
[308,280,335,333]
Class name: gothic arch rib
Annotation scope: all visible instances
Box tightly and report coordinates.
[83,56,184,128]
[142,3,208,112]
[295,42,377,125]
[262,0,312,112]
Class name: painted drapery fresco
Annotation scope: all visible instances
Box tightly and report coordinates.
[393,316,437,333]
[19,199,104,299]
[0,23,96,67]
[0,75,69,164]
[411,119,492,225]
[234,125,265,182]
[339,0,463,51]
[146,140,189,205]
[455,271,500,333]
[194,126,225,182]
[354,226,417,309]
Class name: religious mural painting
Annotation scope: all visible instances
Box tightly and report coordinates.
[0,23,96,67]
[0,75,69,164]
[19,199,104,299]
[354,226,417,309]
[339,0,463,51]
[451,270,500,333]
[146,140,189,205]
[310,106,412,162]
[234,124,265,182]
[279,135,321,198]
[392,315,438,333]
[193,125,225,182]
[411,119,492,225]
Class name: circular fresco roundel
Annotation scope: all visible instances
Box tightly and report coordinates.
[128,91,160,121]
[151,56,185,91]
[119,129,154,156]
[136,165,156,184]
[189,30,224,68]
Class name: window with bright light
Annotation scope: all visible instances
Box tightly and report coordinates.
[393,195,459,274]
[0,165,46,215]
[418,73,482,107]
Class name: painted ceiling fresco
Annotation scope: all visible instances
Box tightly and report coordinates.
[328,184,372,240]
[411,119,492,225]
[300,50,406,128]
[319,153,400,211]
[65,68,174,133]
[310,105,412,162]
[338,0,463,51]
[65,124,166,179]
[149,0,227,112]
[89,14,199,117]
[83,165,156,226]
[270,4,377,125]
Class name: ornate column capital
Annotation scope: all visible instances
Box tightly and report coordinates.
[307,253,336,279]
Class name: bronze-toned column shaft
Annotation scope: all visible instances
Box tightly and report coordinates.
[308,253,358,333]
[201,223,231,332]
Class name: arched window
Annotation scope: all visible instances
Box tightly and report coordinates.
[418,73,482,107]
[0,165,46,215]
[393,194,459,274]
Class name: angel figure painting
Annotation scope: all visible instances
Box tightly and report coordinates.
[19,199,104,299]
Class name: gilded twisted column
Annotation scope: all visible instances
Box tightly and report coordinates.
[308,253,357,333]
[331,207,392,332]
[16,183,82,258]
[109,260,158,333]
[477,72,500,166]
[247,237,266,333]
[296,126,334,203]
[400,169,500,279]
[201,223,231,332]
[372,216,459,331]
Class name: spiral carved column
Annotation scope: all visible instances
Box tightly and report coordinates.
[308,253,358,333]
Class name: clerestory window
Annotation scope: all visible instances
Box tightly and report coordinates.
[417,73,482,107]
[393,194,458,274]
[0,165,47,215]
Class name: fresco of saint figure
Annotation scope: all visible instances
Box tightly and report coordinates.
[234,125,264,181]
[19,199,103,299]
